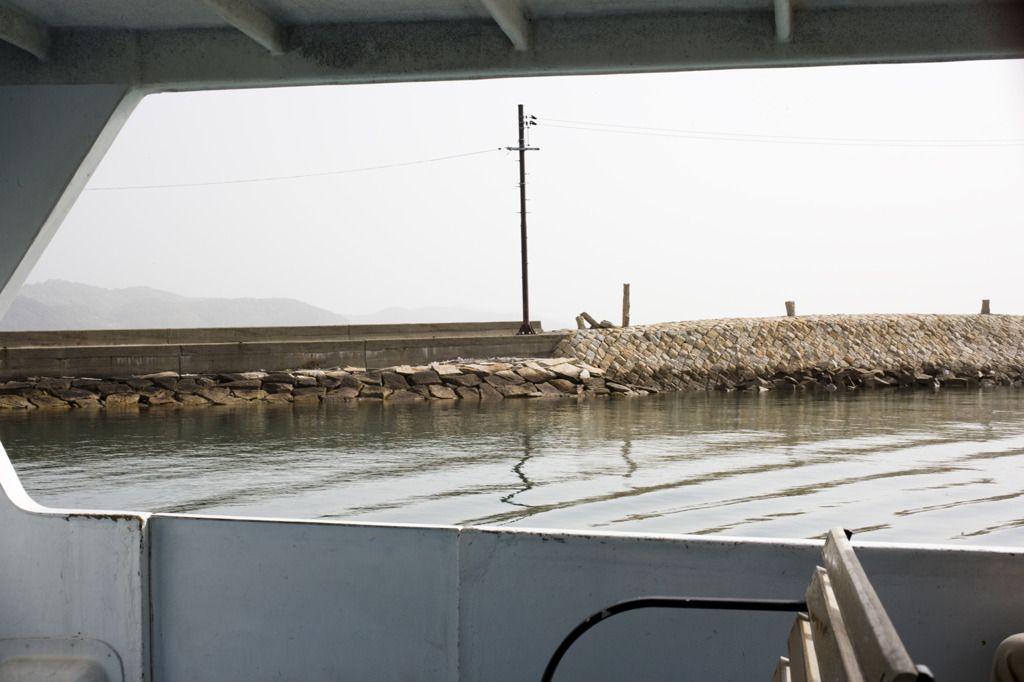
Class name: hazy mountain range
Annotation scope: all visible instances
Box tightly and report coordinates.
[0,281,507,330]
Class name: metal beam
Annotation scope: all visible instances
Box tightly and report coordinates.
[0,0,49,60]
[3,4,1024,89]
[775,0,793,43]
[0,84,142,324]
[480,0,530,51]
[202,0,287,55]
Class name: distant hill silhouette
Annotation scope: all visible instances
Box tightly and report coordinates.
[0,281,349,330]
[0,281,523,330]
[343,306,519,325]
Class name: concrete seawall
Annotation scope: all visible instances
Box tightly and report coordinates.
[557,314,1024,391]
[0,321,556,380]
[3,314,1024,409]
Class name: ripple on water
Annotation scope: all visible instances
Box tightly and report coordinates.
[3,388,1024,546]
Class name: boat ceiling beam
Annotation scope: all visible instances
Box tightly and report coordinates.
[201,0,288,55]
[1,3,1023,90]
[480,0,531,51]
[774,0,793,43]
[0,0,50,61]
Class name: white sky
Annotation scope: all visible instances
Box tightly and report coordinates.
[27,58,1024,328]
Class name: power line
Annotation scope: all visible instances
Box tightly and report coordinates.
[539,117,1024,148]
[85,148,503,191]
[82,114,1023,193]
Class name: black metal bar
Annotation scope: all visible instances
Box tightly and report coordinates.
[540,596,808,682]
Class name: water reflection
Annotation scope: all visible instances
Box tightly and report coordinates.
[500,433,535,509]
[2,388,1024,546]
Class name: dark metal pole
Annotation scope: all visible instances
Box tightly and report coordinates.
[515,104,535,335]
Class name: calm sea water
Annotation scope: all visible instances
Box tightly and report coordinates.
[2,388,1024,546]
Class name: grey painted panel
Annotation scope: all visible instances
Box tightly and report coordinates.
[457,528,1024,680]
[0,85,140,315]
[0,445,148,681]
[849,542,1024,681]
[3,4,1023,89]
[149,516,459,682]
[457,528,821,681]
[0,437,1020,682]
[263,0,493,25]
[17,0,493,29]
[11,0,222,30]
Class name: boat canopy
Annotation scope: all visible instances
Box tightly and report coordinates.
[2,4,1024,681]
[2,0,1023,315]
[3,0,1024,90]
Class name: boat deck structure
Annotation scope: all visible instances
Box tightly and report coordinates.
[2,1,1024,679]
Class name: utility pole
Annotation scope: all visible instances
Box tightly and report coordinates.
[506,104,538,335]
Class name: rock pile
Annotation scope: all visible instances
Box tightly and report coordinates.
[555,313,1024,392]
[0,358,645,410]
[4,313,1023,409]
[701,366,1021,392]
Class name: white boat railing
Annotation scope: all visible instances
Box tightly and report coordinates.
[0,442,1021,680]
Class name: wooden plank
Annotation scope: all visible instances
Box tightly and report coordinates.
[786,613,821,682]
[821,527,919,682]
[805,566,865,682]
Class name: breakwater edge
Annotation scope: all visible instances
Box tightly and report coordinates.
[0,357,621,409]
[2,313,1024,409]
[558,313,1024,391]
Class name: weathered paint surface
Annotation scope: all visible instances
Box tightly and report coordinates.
[2,441,1024,680]
[0,443,148,681]
[3,2,1023,90]
[2,4,1024,680]
[149,516,460,680]
[0,637,124,682]
[0,84,141,316]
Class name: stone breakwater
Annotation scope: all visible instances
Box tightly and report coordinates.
[556,314,1024,391]
[0,358,636,410]
[3,314,1023,410]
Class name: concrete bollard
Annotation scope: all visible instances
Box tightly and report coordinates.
[982,299,991,314]
[785,301,796,317]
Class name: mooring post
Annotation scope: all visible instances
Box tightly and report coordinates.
[785,300,796,317]
[622,283,630,327]
[982,299,991,314]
